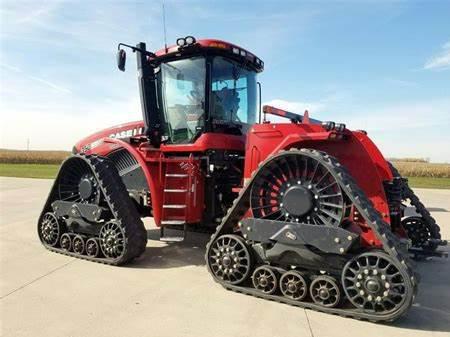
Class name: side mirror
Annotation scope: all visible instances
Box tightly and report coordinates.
[117,49,126,71]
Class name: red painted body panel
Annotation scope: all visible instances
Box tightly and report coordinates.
[75,121,245,226]
[243,122,392,247]
[159,133,245,153]
[73,116,395,248]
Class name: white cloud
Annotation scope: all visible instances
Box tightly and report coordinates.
[345,99,450,131]
[0,94,141,151]
[262,91,351,123]
[385,78,418,88]
[0,1,161,151]
[263,99,326,123]
[0,66,141,151]
[337,99,450,162]
[424,41,450,70]
[261,98,450,162]
[0,1,162,53]
[264,99,325,114]
[27,75,71,94]
[1,63,72,94]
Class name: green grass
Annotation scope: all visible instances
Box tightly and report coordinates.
[0,163,60,179]
[0,164,449,189]
[406,177,450,189]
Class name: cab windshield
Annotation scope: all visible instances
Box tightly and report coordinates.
[211,56,257,134]
[157,56,257,144]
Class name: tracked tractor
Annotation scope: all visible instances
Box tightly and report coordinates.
[38,36,446,322]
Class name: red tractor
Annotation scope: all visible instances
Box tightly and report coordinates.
[38,36,446,322]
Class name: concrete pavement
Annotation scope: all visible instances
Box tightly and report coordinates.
[1,177,449,337]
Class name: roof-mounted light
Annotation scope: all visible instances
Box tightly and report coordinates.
[232,47,240,54]
[335,123,346,132]
[176,38,186,47]
[240,50,247,57]
[185,36,196,45]
[321,121,335,131]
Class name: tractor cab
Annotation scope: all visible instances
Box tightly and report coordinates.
[117,37,264,146]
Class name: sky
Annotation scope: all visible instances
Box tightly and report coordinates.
[0,0,449,162]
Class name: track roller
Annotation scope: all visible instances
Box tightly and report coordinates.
[310,275,341,308]
[73,235,85,255]
[86,238,100,257]
[252,266,278,294]
[279,271,308,300]
[60,233,72,251]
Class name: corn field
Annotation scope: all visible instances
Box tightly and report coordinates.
[0,149,70,165]
[1,149,449,178]
[391,161,450,178]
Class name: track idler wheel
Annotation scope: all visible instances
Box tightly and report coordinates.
[207,234,252,285]
[38,212,62,247]
[86,238,100,257]
[310,276,341,308]
[279,271,308,300]
[342,251,411,314]
[99,221,126,259]
[73,235,85,255]
[252,266,278,294]
[60,233,72,251]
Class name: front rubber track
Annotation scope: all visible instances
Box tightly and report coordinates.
[37,154,147,266]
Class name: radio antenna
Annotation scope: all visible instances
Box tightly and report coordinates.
[162,3,168,53]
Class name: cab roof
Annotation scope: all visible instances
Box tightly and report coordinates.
[153,38,264,72]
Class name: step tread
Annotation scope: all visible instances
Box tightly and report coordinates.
[161,220,186,225]
[160,236,185,242]
[163,204,187,209]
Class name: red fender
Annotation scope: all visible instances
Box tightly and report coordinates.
[80,137,163,225]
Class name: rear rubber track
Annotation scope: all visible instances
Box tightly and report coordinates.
[206,148,418,322]
[38,154,148,266]
[388,162,442,250]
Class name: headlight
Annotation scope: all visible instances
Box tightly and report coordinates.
[185,36,196,45]
[335,123,346,132]
[321,121,335,131]
[176,38,186,47]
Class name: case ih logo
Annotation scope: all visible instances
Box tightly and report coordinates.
[109,127,144,139]
[81,127,144,153]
